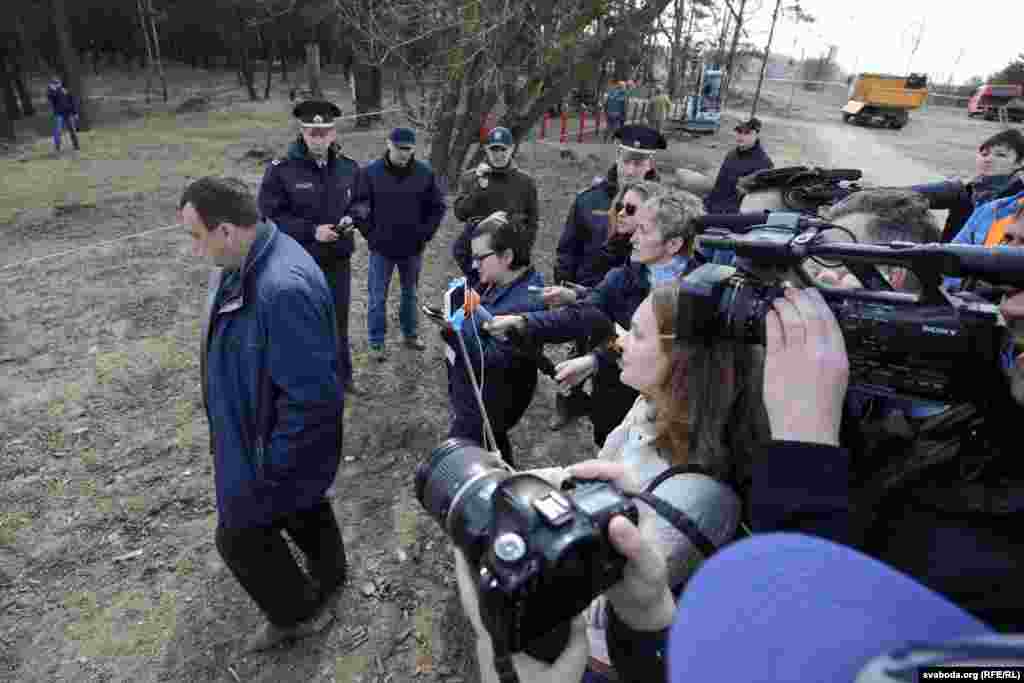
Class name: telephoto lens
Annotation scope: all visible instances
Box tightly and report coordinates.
[415,438,639,661]
[415,438,514,561]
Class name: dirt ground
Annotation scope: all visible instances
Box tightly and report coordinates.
[1,66,1019,683]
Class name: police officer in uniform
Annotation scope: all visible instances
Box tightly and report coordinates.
[451,127,539,284]
[548,124,664,430]
[258,100,367,394]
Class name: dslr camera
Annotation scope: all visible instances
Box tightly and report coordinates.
[415,439,638,660]
[685,212,1024,407]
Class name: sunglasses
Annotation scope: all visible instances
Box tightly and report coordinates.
[395,145,414,152]
[615,201,639,216]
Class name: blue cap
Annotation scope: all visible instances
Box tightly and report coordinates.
[614,124,667,153]
[389,127,416,146]
[668,533,989,682]
[486,127,514,148]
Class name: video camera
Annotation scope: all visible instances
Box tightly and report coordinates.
[684,212,1024,406]
[415,439,638,661]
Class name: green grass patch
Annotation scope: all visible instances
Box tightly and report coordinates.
[64,589,177,658]
[0,512,32,545]
[0,110,284,223]
[173,398,198,450]
[94,334,195,385]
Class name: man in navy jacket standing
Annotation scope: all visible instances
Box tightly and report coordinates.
[355,127,447,360]
[183,177,347,652]
[258,100,367,393]
[704,117,773,214]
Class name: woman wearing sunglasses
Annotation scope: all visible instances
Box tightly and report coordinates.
[486,187,704,448]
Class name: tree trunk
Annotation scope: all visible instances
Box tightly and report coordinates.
[236,8,258,100]
[264,37,275,99]
[667,0,684,98]
[721,0,747,110]
[750,0,782,118]
[8,21,37,116]
[137,0,154,103]
[51,0,91,130]
[353,62,382,128]
[0,77,15,141]
[306,42,322,98]
[146,0,168,101]
[429,67,467,193]
[0,56,22,121]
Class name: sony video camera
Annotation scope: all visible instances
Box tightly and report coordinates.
[684,212,1024,406]
[415,439,638,661]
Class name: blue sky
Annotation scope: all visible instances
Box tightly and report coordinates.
[731,0,1020,84]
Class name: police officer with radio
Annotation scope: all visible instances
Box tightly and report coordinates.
[258,100,367,394]
[452,127,539,283]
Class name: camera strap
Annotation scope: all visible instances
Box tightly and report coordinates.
[627,464,723,560]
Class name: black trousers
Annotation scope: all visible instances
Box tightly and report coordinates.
[321,258,353,386]
[215,499,347,627]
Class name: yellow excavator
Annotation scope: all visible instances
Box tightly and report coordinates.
[841,73,928,130]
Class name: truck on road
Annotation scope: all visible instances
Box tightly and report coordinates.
[841,73,929,130]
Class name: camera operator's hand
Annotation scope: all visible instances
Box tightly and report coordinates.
[315,224,339,242]
[555,355,597,389]
[484,315,527,337]
[453,547,589,683]
[565,460,676,633]
[764,288,849,446]
[541,286,577,308]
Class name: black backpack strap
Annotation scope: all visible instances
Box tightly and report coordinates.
[629,491,718,559]
[633,464,722,559]
[644,463,713,494]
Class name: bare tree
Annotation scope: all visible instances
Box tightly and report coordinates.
[333,0,675,186]
[50,0,91,130]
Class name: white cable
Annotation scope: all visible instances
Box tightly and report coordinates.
[0,222,183,277]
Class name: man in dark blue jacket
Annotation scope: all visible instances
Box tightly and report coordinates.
[704,117,773,214]
[258,100,367,393]
[355,127,446,360]
[46,76,80,153]
[183,177,347,652]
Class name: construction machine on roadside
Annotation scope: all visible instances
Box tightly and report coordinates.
[841,73,928,130]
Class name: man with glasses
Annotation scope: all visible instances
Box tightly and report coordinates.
[355,127,447,362]
[259,100,367,395]
[452,127,539,283]
[548,124,665,431]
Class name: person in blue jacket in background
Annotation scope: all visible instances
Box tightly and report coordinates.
[355,127,447,361]
[258,100,367,394]
[46,76,80,153]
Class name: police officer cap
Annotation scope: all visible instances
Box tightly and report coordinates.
[614,124,667,154]
[293,100,341,128]
[486,127,514,148]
